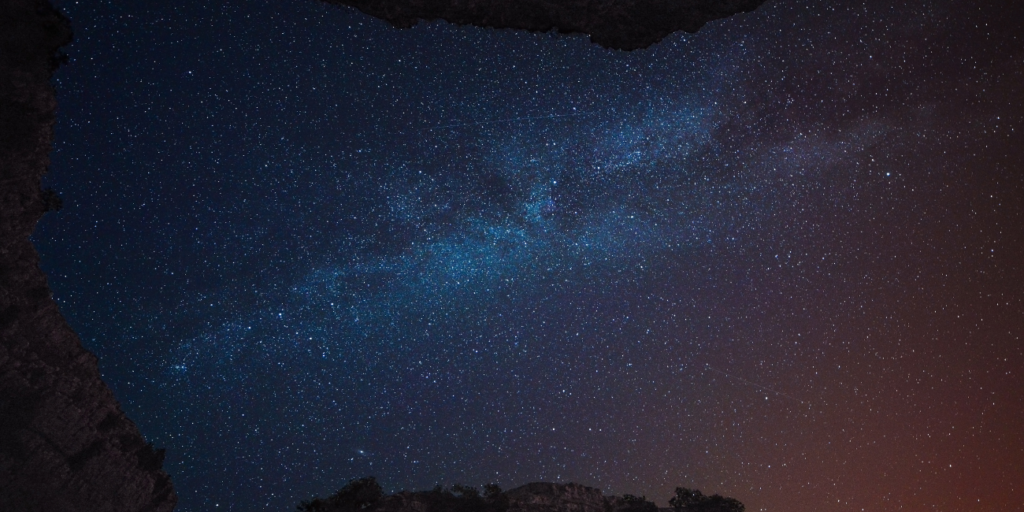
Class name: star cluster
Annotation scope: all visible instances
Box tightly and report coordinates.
[37,0,1023,510]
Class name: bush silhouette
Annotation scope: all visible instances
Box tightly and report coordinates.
[669,487,744,512]
[452,483,482,499]
[300,480,511,512]
[297,477,384,512]
[423,484,508,512]
[483,484,503,500]
[298,479,742,512]
[620,494,658,512]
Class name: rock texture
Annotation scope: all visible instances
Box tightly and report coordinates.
[319,0,767,50]
[0,1,176,510]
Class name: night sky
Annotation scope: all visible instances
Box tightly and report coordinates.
[35,0,1024,510]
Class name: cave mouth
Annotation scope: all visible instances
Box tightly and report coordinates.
[8,0,1024,512]
[37,4,777,509]
[5,1,772,509]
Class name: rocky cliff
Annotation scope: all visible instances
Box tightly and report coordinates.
[319,0,767,50]
[0,1,176,510]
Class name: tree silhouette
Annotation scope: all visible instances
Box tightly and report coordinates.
[452,483,482,499]
[669,487,744,512]
[297,477,384,512]
[483,484,503,500]
[620,494,658,512]
[297,479,741,512]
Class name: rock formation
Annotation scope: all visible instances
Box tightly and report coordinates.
[0,0,176,510]
[319,0,767,50]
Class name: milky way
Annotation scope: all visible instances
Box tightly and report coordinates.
[37,0,1023,510]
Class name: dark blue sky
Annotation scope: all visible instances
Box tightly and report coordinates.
[37,0,1024,510]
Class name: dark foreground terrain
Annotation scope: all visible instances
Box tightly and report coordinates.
[298,479,743,512]
[0,1,175,510]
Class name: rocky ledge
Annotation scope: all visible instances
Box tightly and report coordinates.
[319,0,768,50]
[0,1,176,510]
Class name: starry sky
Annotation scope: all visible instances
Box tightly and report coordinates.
[36,0,1024,510]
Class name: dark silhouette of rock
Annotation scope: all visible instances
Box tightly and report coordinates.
[0,0,176,510]
[319,0,767,50]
